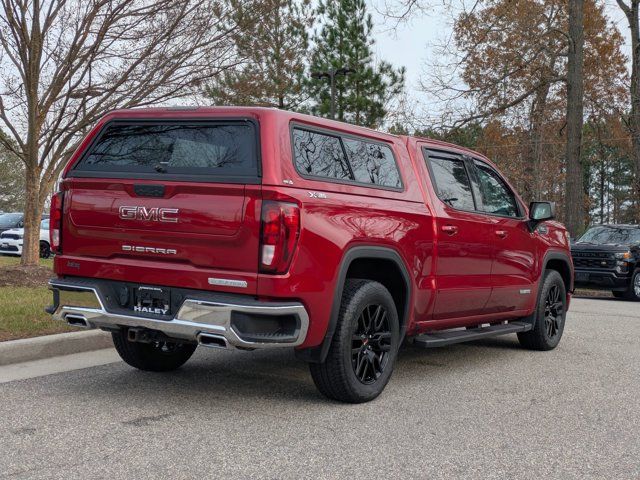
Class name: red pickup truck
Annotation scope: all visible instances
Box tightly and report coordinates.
[47,107,573,403]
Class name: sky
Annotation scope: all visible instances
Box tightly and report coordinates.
[369,0,633,118]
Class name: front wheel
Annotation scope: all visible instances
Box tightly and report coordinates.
[518,270,567,351]
[112,330,197,372]
[622,269,640,302]
[309,279,400,403]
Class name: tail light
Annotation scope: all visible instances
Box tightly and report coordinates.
[50,191,64,254]
[259,201,300,274]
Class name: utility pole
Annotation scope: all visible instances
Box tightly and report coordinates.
[311,67,355,120]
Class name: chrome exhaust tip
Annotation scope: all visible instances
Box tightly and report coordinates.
[65,314,90,328]
[197,333,228,349]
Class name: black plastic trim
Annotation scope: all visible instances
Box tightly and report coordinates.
[542,251,574,293]
[295,246,411,363]
[134,184,166,197]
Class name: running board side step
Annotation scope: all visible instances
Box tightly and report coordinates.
[413,321,532,348]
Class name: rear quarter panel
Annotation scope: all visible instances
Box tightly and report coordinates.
[258,114,435,349]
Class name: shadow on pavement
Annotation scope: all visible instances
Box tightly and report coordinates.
[62,334,526,411]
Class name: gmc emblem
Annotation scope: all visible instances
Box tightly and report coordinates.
[119,206,179,223]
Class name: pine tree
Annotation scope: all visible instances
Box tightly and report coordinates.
[0,130,24,212]
[308,0,405,128]
[206,0,313,109]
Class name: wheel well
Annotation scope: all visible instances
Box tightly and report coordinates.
[546,259,571,291]
[345,257,408,330]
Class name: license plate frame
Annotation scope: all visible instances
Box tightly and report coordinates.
[133,286,171,316]
[575,272,589,282]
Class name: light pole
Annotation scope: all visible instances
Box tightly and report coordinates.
[311,67,355,120]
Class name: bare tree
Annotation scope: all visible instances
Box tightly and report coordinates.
[564,0,585,237]
[0,0,255,266]
[615,0,640,222]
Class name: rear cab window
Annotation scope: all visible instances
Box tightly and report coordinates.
[423,148,523,218]
[423,149,476,211]
[71,120,260,183]
[292,126,403,190]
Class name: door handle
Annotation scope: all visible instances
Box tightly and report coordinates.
[495,230,508,239]
[441,225,459,236]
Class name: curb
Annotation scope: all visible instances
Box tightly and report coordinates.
[0,330,113,366]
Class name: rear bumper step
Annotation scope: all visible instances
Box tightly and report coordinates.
[413,321,532,348]
[48,279,309,349]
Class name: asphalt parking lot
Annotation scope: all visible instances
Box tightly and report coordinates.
[1,297,638,479]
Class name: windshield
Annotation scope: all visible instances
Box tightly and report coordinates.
[577,226,640,245]
[41,219,50,230]
[0,213,23,228]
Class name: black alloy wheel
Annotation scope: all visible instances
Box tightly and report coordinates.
[543,284,564,340]
[309,279,400,403]
[517,270,567,351]
[351,304,392,384]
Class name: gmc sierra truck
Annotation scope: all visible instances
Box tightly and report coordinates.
[47,107,573,403]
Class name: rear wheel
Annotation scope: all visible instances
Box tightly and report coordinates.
[112,330,197,372]
[39,241,51,259]
[309,279,400,403]
[518,270,567,351]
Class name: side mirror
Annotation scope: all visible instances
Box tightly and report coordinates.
[528,201,555,232]
[529,201,555,221]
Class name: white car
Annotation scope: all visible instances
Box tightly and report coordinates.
[0,219,51,258]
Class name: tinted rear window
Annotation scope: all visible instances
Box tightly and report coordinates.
[75,122,258,177]
[292,127,403,189]
[292,129,352,180]
[343,138,401,188]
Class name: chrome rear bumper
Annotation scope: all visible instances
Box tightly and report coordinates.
[48,279,309,349]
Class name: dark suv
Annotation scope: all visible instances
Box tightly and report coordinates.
[572,225,640,301]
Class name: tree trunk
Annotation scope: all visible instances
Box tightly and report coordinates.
[599,161,605,223]
[628,2,640,223]
[525,84,550,203]
[564,0,586,238]
[21,163,43,266]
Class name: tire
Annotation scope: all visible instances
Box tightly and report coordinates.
[622,269,640,301]
[517,270,567,351]
[39,241,51,259]
[112,330,197,372]
[612,291,626,299]
[309,279,400,403]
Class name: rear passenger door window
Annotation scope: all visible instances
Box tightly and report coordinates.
[473,161,520,218]
[292,129,352,180]
[343,139,402,188]
[424,150,476,211]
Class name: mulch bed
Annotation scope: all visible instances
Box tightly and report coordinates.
[573,289,613,298]
[0,266,52,288]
